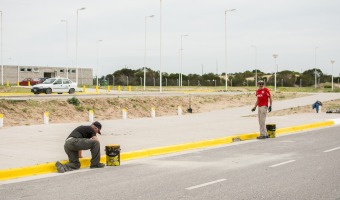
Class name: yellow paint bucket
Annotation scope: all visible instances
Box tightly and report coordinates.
[266,124,276,138]
[105,144,121,166]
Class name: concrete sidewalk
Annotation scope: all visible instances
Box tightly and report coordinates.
[0,92,339,172]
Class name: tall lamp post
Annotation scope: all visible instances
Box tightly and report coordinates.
[61,19,69,78]
[96,40,102,86]
[75,7,86,85]
[159,0,163,92]
[314,46,318,88]
[1,11,3,85]
[251,45,258,85]
[144,15,154,91]
[273,54,278,92]
[331,60,335,91]
[180,34,188,87]
[224,9,236,91]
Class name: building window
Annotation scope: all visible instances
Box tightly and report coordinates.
[27,68,32,72]
[60,69,65,73]
[33,68,39,72]
[20,68,26,72]
[71,69,76,73]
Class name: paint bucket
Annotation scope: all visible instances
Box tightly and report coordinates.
[105,144,121,166]
[266,124,276,138]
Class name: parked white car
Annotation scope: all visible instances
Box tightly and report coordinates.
[31,78,78,94]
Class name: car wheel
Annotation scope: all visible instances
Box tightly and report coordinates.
[34,92,39,95]
[46,88,52,94]
[69,88,75,94]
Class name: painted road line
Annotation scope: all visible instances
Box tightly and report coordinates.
[323,147,340,153]
[269,160,296,168]
[186,179,226,190]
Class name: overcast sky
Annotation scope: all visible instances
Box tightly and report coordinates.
[1,0,339,77]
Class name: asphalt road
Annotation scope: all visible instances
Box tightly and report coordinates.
[1,126,340,200]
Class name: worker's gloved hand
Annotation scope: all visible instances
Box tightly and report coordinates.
[268,106,272,113]
[251,107,256,112]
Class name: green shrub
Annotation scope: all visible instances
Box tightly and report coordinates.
[67,97,80,106]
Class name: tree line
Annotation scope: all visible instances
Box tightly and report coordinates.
[95,67,339,87]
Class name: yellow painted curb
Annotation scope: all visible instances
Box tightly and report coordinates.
[0,120,335,181]
[121,136,233,161]
[276,121,334,135]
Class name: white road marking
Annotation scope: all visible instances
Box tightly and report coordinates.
[269,160,296,168]
[323,147,340,153]
[186,179,226,190]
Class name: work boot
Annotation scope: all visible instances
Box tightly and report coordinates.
[55,161,65,173]
[90,163,106,168]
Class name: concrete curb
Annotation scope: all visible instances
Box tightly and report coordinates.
[1,119,338,181]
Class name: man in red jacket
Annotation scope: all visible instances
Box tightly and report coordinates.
[251,80,272,139]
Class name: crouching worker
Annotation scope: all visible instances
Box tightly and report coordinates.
[55,121,105,173]
[312,100,322,113]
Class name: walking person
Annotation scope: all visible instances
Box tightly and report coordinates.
[55,121,105,173]
[251,80,272,139]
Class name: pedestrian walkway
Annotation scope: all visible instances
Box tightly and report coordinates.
[0,93,339,172]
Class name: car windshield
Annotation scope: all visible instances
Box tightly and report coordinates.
[42,78,56,84]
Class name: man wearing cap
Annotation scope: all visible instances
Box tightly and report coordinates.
[55,121,105,173]
[251,80,272,139]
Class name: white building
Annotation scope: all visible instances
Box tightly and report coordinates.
[0,65,93,85]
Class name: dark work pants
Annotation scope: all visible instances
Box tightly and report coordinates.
[63,138,101,171]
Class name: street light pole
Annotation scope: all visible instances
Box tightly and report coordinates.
[75,7,86,85]
[314,46,318,88]
[251,45,257,85]
[96,40,102,86]
[61,19,69,78]
[180,34,188,87]
[1,11,3,85]
[179,40,182,87]
[144,15,154,91]
[331,60,335,91]
[224,9,236,91]
[273,54,278,92]
[159,0,162,92]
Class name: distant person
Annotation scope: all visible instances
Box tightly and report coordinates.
[251,80,273,139]
[312,100,323,113]
[55,121,105,173]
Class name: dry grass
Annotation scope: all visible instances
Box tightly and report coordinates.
[0,92,337,127]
